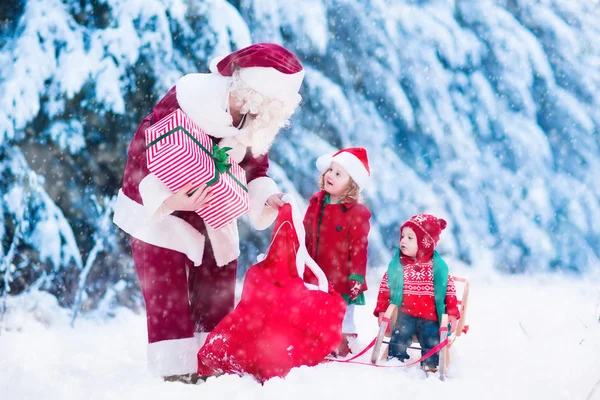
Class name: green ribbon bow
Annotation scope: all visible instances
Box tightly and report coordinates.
[212,144,232,174]
[146,126,247,192]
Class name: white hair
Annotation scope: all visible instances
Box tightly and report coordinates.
[230,69,301,156]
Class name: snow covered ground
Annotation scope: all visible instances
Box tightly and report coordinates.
[1,262,600,400]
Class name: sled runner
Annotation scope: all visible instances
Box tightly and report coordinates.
[370,276,470,381]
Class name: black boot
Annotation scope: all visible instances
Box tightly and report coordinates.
[163,373,206,384]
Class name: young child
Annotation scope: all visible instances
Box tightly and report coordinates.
[374,214,460,372]
[303,147,372,357]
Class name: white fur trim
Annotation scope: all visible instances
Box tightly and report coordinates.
[240,67,304,104]
[209,56,225,73]
[281,194,329,292]
[316,152,370,190]
[156,202,175,219]
[315,154,332,174]
[342,305,357,333]
[176,73,241,139]
[114,187,240,267]
[195,331,209,347]
[113,189,206,266]
[147,336,203,376]
[246,177,279,230]
[138,174,174,220]
[205,221,240,266]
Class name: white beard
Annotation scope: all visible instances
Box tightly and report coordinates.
[218,123,280,163]
[218,128,251,163]
[248,124,279,157]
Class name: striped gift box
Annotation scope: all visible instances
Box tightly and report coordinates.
[145,108,250,230]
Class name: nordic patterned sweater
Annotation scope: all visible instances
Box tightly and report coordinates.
[373,259,460,322]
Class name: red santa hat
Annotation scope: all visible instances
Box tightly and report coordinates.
[209,43,305,104]
[316,147,371,190]
[401,214,447,257]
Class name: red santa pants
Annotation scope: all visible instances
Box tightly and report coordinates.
[131,237,237,344]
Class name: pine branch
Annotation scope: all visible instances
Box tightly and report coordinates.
[70,195,116,327]
[0,213,25,334]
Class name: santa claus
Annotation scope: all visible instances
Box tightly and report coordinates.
[112,43,305,382]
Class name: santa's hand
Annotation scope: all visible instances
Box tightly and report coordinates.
[348,279,362,300]
[164,183,212,212]
[448,315,458,333]
[266,193,285,209]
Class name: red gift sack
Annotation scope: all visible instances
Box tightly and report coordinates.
[197,196,346,382]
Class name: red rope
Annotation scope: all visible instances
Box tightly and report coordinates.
[342,337,377,362]
[325,337,449,368]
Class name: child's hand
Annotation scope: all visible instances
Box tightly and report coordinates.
[377,312,385,326]
[449,315,458,333]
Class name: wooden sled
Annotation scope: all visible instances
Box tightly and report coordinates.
[370,276,470,381]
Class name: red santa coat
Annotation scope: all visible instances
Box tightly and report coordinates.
[303,191,371,300]
[113,73,281,377]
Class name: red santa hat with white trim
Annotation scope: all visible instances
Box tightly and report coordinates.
[209,43,305,105]
[316,147,371,191]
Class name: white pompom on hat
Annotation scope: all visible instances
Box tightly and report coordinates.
[316,147,371,190]
[209,42,305,104]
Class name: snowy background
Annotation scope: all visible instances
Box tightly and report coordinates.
[1,0,600,398]
[1,0,600,308]
[2,263,600,399]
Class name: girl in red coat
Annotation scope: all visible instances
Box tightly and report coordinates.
[374,214,460,371]
[303,147,372,357]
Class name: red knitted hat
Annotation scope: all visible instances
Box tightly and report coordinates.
[209,43,305,104]
[401,214,447,258]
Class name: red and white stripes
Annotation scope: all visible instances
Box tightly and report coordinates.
[145,109,249,230]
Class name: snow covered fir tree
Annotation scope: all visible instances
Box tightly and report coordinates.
[2,0,598,313]
[1,0,600,398]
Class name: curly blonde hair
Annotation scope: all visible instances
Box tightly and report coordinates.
[318,171,362,204]
[230,69,301,156]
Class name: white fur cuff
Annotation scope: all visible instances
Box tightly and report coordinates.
[113,189,206,266]
[147,336,203,376]
[138,174,174,220]
[205,221,241,267]
[246,177,279,230]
